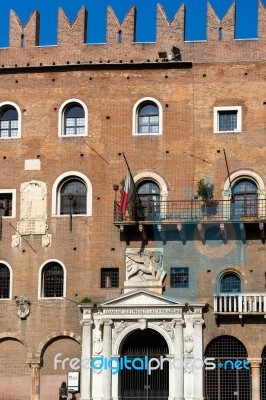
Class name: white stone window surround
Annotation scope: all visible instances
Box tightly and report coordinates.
[58,98,88,137]
[0,260,13,300]
[213,106,242,133]
[132,97,163,136]
[0,189,16,218]
[38,259,67,299]
[51,171,92,216]
[222,169,266,219]
[0,101,22,139]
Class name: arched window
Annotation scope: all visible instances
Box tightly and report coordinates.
[58,99,88,137]
[205,336,250,400]
[0,106,19,138]
[52,172,92,216]
[220,272,241,293]
[232,179,258,218]
[138,102,159,134]
[137,180,160,220]
[60,178,87,215]
[64,103,85,136]
[0,263,11,299]
[42,262,64,298]
[133,98,162,135]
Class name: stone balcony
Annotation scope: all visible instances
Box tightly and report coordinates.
[214,293,266,318]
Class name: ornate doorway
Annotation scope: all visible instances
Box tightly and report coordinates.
[120,328,169,400]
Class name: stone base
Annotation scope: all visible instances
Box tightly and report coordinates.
[123,280,164,294]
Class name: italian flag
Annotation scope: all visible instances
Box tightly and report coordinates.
[120,170,134,213]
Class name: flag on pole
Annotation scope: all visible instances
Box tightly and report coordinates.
[120,169,134,213]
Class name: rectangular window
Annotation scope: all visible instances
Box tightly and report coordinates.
[214,106,242,133]
[170,268,189,288]
[101,268,119,288]
[0,191,15,217]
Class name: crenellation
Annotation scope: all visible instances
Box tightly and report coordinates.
[57,6,87,48]
[9,9,40,49]
[1,2,265,65]
[106,6,136,44]
[258,0,266,40]
[207,3,222,42]
[156,3,185,49]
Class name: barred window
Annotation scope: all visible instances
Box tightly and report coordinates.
[218,111,237,131]
[101,268,119,288]
[0,193,13,217]
[60,179,87,215]
[0,264,10,298]
[43,262,64,297]
[220,273,241,293]
[64,104,85,136]
[0,106,18,138]
[170,267,189,288]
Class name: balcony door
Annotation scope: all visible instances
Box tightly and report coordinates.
[137,181,160,221]
[232,179,258,219]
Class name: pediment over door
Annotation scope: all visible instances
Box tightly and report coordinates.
[100,288,185,309]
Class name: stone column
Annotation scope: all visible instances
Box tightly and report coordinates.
[248,358,262,400]
[30,362,41,400]
[193,318,204,400]
[173,319,185,400]
[102,319,113,400]
[80,320,93,400]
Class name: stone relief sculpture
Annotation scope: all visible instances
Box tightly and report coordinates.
[17,180,47,235]
[184,316,194,354]
[16,296,30,319]
[159,319,175,339]
[112,320,129,342]
[125,250,164,282]
[93,320,103,354]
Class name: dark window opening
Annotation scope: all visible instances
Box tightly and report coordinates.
[0,264,10,298]
[60,179,87,215]
[136,180,160,220]
[232,179,258,218]
[0,193,12,216]
[218,27,223,41]
[101,268,119,288]
[118,30,122,43]
[43,263,64,297]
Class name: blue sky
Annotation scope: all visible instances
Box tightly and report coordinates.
[0,0,263,47]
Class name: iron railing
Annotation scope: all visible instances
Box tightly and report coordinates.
[114,198,266,223]
[214,293,266,313]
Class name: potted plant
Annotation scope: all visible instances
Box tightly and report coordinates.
[197,179,217,217]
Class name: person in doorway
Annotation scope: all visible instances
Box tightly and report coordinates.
[59,381,68,400]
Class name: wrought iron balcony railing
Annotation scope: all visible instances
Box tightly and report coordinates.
[114,198,266,223]
[214,293,266,314]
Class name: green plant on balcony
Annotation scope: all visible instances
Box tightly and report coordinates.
[197,179,217,215]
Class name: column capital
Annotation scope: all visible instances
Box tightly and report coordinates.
[102,319,113,326]
[193,318,205,326]
[174,319,185,326]
[247,358,262,368]
[80,319,94,327]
